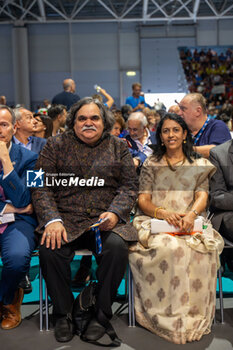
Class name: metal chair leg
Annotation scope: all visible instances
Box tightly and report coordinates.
[45,282,49,331]
[39,267,43,331]
[39,266,50,331]
[218,268,224,324]
[128,267,135,327]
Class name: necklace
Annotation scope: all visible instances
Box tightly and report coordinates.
[165,155,186,171]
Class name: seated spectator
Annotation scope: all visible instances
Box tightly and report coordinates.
[47,104,67,136]
[31,97,138,344]
[129,113,223,344]
[111,112,126,137]
[0,105,38,329]
[177,93,231,158]
[0,96,7,105]
[143,108,160,132]
[209,140,233,271]
[216,113,231,130]
[72,109,126,288]
[13,107,46,293]
[34,113,53,139]
[168,105,180,114]
[121,104,132,122]
[13,107,47,154]
[126,112,156,171]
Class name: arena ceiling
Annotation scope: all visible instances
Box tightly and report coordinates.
[0,0,233,25]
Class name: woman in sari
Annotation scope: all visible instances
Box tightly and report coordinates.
[129,113,223,344]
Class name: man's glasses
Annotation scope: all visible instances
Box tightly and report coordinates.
[175,100,186,112]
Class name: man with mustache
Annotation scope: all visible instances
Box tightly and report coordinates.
[32,97,138,344]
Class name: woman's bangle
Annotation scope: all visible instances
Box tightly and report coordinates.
[154,207,164,219]
[191,209,199,217]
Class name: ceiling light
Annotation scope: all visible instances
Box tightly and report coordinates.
[126,71,136,76]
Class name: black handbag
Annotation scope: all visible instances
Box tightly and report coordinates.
[72,281,121,347]
[72,281,97,335]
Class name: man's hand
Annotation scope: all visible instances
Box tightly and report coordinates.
[98,212,119,231]
[16,204,34,214]
[133,158,140,168]
[4,203,33,214]
[0,141,14,175]
[0,141,9,161]
[137,103,145,110]
[41,222,68,250]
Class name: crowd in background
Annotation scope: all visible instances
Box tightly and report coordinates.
[180,47,233,128]
[1,46,233,137]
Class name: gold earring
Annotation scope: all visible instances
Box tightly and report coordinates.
[183,140,186,144]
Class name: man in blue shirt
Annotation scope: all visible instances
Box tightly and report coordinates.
[177,93,231,158]
[125,83,150,112]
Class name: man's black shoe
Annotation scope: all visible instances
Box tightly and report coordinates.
[81,316,106,341]
[18,274,32,294]
[54,316,74,343]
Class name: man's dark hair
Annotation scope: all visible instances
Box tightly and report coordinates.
[121,104,132,121]
[66,97,115,137]
[216,113,231,124]
[153,113,198,164]
[0,104,16,124]
[48,104,66,120]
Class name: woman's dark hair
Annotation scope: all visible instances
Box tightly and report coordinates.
[153,113,198,163]
[34,113,53,138]
[113,110,125,132]
[66,97,115,138]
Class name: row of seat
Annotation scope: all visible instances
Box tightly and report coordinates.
[1,241,232,330]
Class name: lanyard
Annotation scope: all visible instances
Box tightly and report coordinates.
[193,117,210,145]
[90,219,103,255]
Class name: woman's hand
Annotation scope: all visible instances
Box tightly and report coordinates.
[179,211,196,233]
[159,209,183,228]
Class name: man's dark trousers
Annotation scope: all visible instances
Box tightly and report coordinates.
[39,230,128,318]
